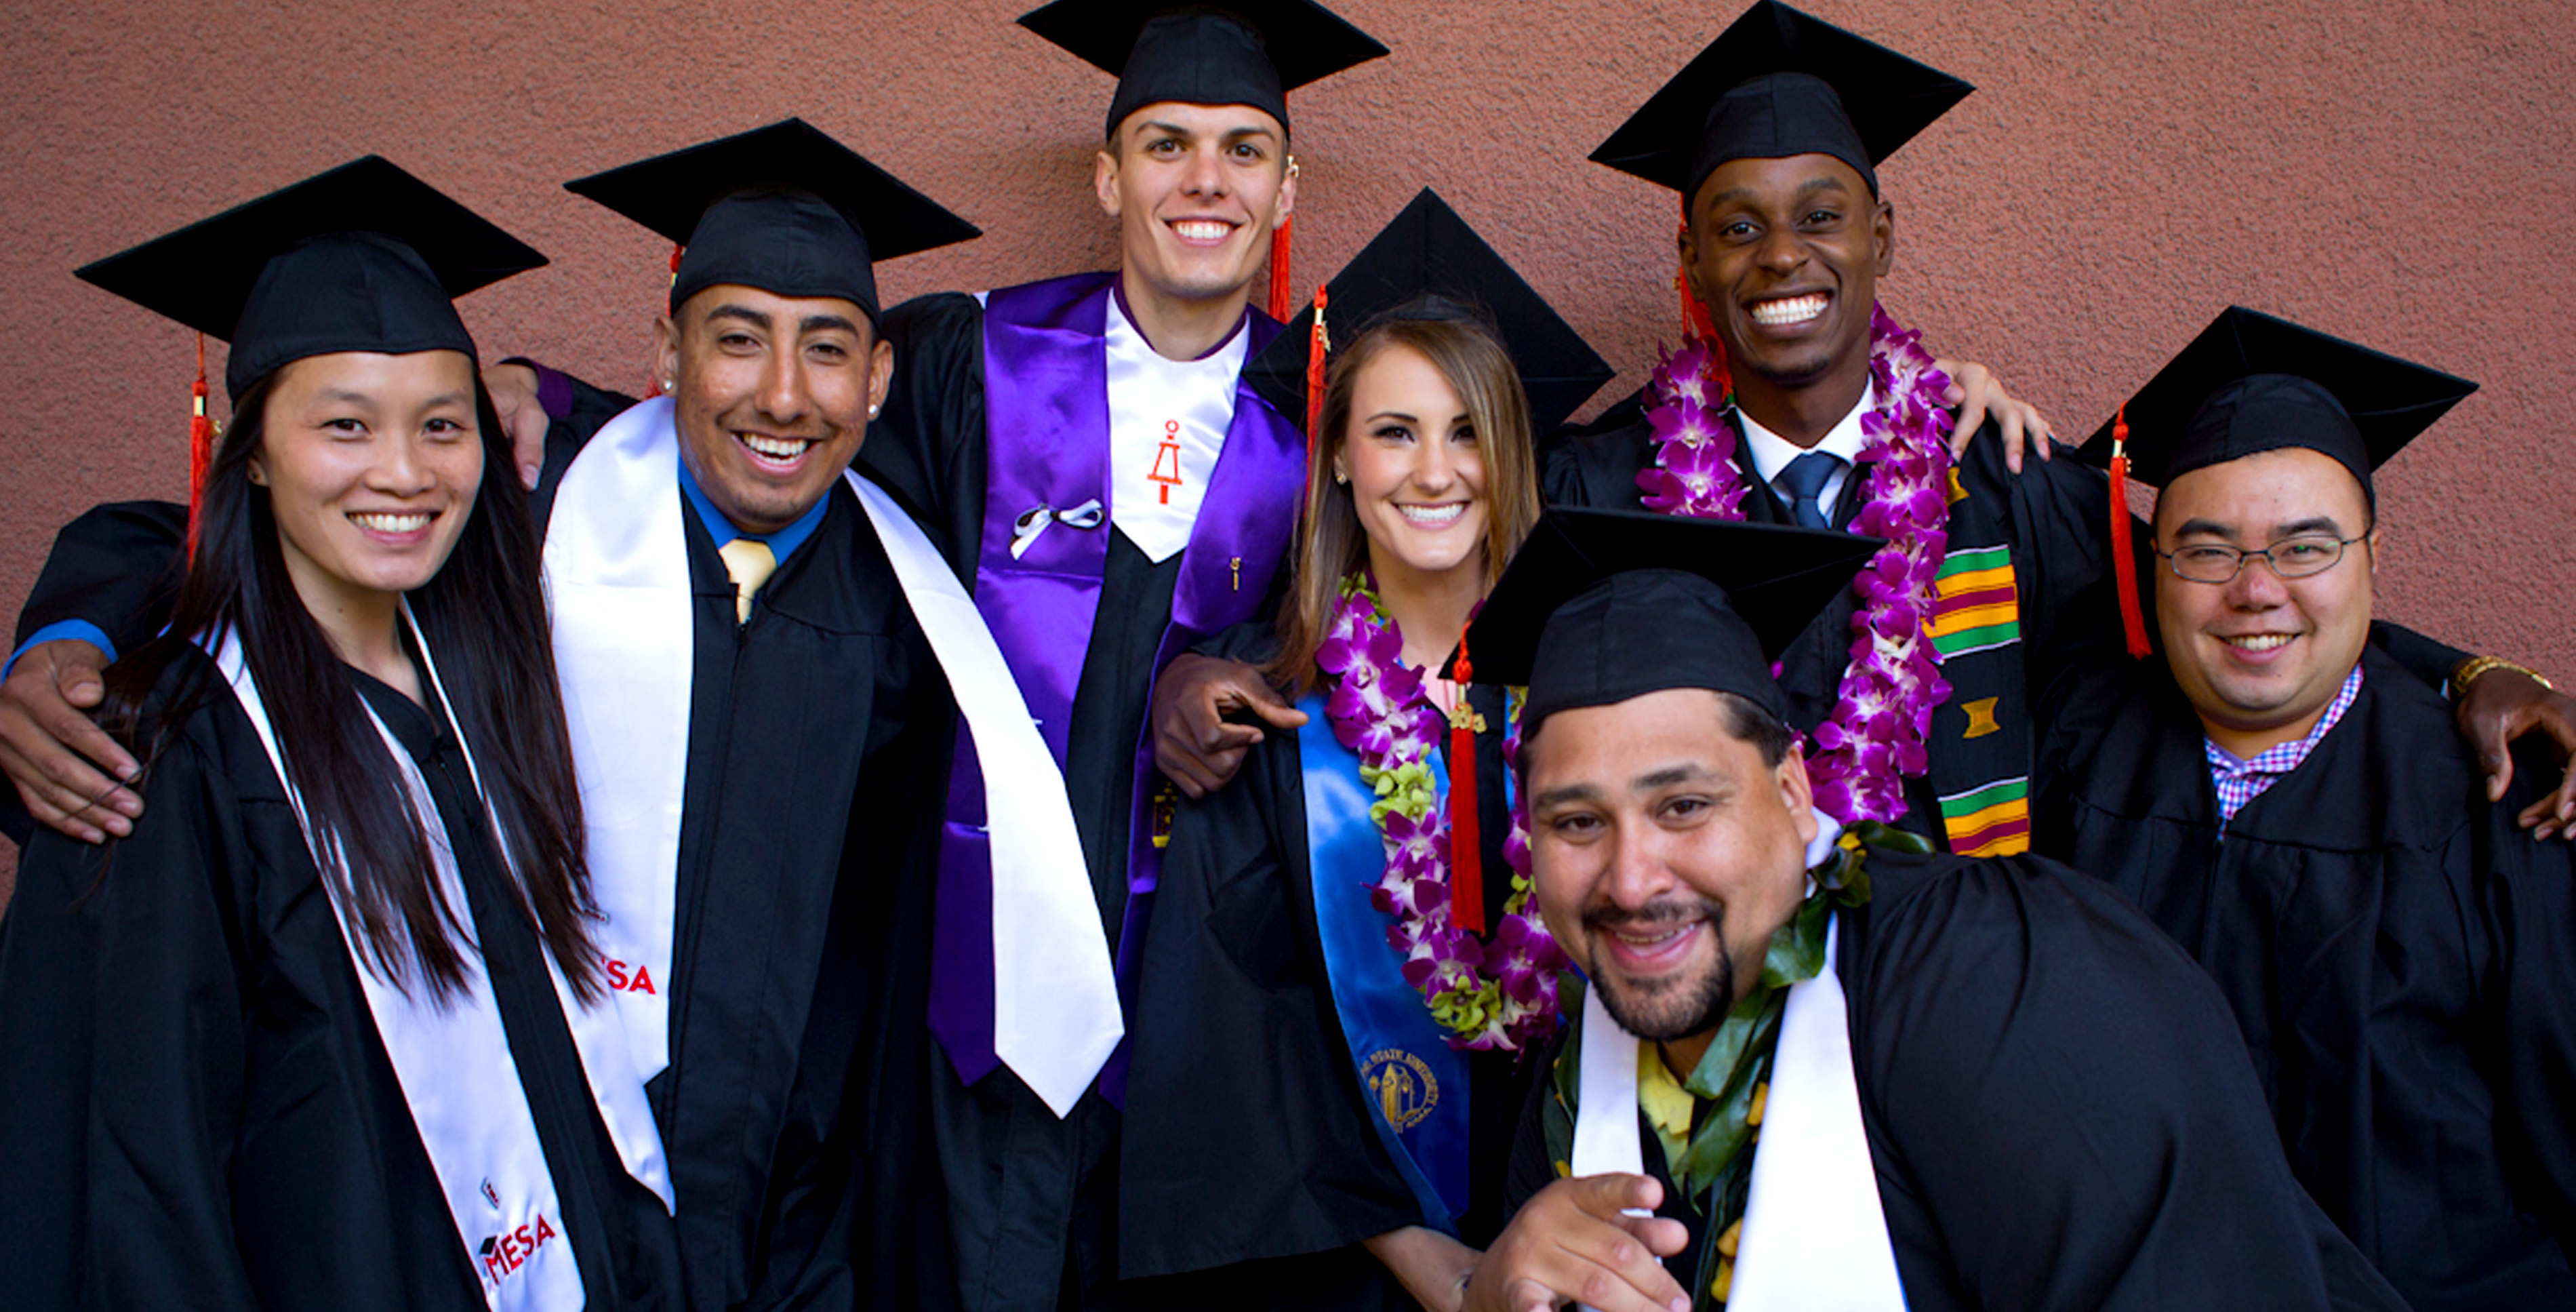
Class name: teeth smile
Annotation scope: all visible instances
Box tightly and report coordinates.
[740,433,815,460]
[2226,634,2293,651]
[350,512,430,532]
[1751,292,1830,326]
[1171,220,1232,241]
[1399,503,1464,525]
[1612,925,1694,949]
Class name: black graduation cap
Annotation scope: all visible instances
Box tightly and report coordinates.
[75,156,544,401]
[1019,0,1388,138]
[1448,506,1880,725]
[565,118,981,324]
[1242,188,1615,438]
[2074,306,2477,504]
[1590,0,1972,205]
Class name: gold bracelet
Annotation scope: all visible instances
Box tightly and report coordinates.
[2452,654,2556,700]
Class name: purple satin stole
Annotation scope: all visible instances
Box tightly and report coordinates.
[927,272,1304,1104]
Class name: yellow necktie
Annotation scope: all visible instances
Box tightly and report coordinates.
[718,538,777,624]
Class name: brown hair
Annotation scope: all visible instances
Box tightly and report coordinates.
[1266,313,1542,698]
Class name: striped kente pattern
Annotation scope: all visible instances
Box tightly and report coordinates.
[1937,775,2031,856]
[1927,544,2019,659]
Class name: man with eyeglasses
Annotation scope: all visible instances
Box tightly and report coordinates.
[2030,307,2576,1311]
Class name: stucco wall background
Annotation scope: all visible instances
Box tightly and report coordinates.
[3,0,2570,887]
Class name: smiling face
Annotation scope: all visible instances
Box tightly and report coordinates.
[248,349,484,622]
[1335,343,1491,588]
[1681,153,1891,414]
[1527,689,1817,1048]
[1095,100,1293,312]
[2153,446,2379,757]
[655,283,893,536]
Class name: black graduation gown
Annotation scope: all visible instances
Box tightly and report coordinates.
[1504,845,2411,1311]
[2032,644,2576,1310]
[869,290,1273,1310]
[0,649,684,1310]
[3,431,959,1311]
[1123,666,1539,1304]
[1542,396,2121,846]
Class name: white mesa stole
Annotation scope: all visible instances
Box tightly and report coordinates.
[209,608,670,1312]
[544,397,1113,1118]
[1570,817,1906,1312]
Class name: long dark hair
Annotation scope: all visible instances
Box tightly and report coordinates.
[102,360,602,1004]
[1266,315,1542,698]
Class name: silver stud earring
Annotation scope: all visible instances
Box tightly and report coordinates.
[1333,469,1348,485]
[661,378,675,393]
[870,403,881,417]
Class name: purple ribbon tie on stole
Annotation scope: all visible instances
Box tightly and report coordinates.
[927,273,1304,1106]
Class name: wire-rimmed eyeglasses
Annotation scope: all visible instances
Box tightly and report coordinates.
[2154,532,2369,583]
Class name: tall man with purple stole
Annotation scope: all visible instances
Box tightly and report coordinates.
[853,3,1387,1306]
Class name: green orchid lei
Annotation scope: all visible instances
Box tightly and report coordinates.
[1542,821,1923,1308]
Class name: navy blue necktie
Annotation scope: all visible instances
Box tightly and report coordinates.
[1777,450,1845,530]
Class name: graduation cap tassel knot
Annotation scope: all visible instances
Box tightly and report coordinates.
[1304,283,1329,469]
[1268,214,1295,323]
[186,332,214,562]
[2109,404,2151,660]
[1446,624,1487,935]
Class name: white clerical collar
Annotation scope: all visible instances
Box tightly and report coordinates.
[1736,383,1876,485]
[1104,291,1249,564]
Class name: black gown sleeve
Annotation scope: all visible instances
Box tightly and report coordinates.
[2367,620,2472,692]
[12,500,187,654]
[2480,744,2576,1258]
[0,723,264,1310]
[860,292,988,580]
[1846,852,2407,1312]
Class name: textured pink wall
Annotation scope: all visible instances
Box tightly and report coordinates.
[4,0,2571,885]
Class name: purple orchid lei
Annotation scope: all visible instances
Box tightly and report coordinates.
[1316,572,1567,1052]
[1635,302,1957,824]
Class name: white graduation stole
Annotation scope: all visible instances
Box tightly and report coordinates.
[542,397,1110,1113]
[544,398,695,1081]
[209,608,672,1312]
[1570,817,1907,1312]
[1104,294,1246,563]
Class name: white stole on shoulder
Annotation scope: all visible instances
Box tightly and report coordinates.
[843,474,1119,1118]
[1569,816,1906,1312]
[542,396,1108,1114]
[209,605,672,1312]
[544,397,694,1081]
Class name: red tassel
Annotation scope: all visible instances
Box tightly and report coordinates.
[668,241,685,279]
[2110,404,2151,659]
[186,334,214,563]
[1304,284,1329,470]
[1268,214,1294,324]
[1447,626,1486,935]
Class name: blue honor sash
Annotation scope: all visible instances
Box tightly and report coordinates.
[1297,694,1474,1227]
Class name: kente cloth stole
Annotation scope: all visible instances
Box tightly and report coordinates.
[1296,694,1474,1228]
[208,609,672,1312]
[1919,471,2032,856]
[928,272,1305,1107]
